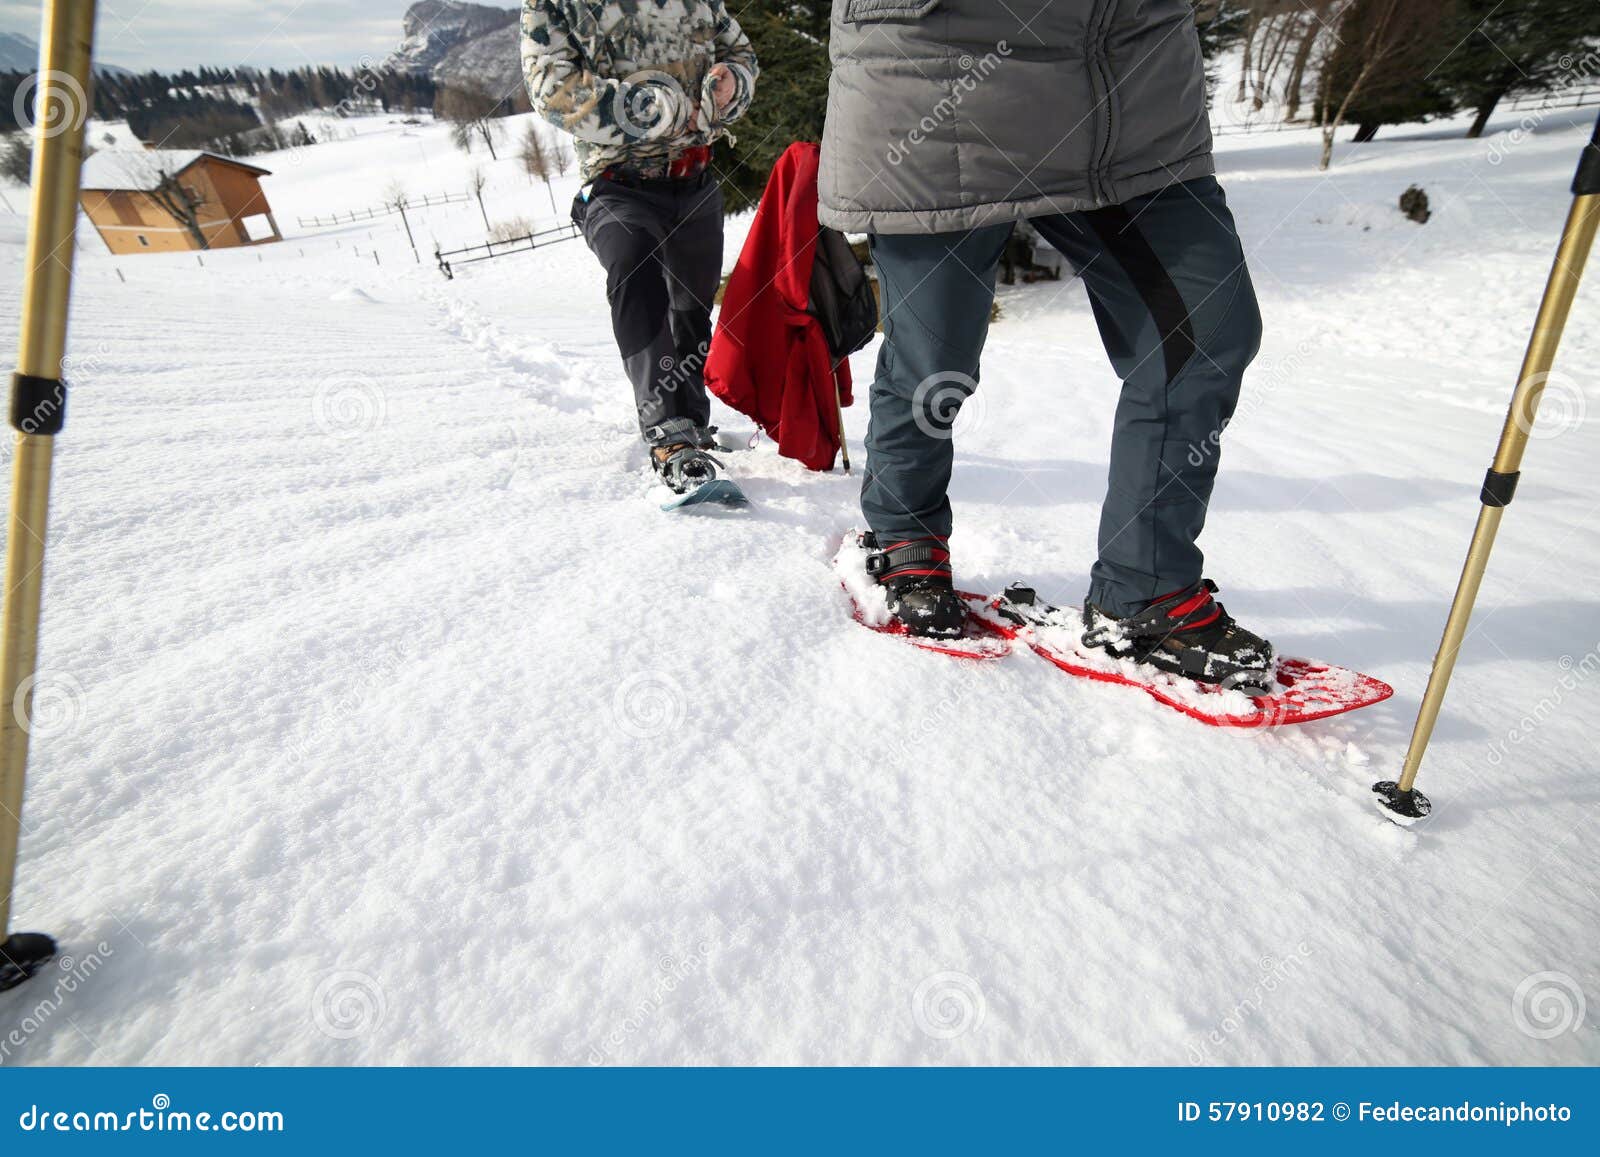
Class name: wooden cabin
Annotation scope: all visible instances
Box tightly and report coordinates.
[79,150,282,255]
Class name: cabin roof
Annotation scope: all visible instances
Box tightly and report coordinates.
[79,149,272,192]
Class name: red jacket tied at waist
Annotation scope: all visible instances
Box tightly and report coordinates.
[706,142,851,472]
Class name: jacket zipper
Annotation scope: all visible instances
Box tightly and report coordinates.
[1087,0,1119,205]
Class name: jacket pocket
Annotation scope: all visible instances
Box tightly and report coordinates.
[842,0,941,21]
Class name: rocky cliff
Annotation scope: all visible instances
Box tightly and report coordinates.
[387,2,523,102]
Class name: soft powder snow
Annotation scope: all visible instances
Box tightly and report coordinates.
[0,106,1596,1065]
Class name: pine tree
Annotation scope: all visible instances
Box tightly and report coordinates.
[1331,0,1460,140]
[1191,1,1250,64]
[1437,0,1600,137]
[712,4,831,213]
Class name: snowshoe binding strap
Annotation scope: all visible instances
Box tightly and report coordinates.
[863,532,953,585]
[646,417,719,452]
[1083,579,1274,686]
[863,533,966,639]
[653,444,721,495]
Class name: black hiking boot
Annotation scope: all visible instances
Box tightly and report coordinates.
[1082,580,1274,689]
[864,532,967,639]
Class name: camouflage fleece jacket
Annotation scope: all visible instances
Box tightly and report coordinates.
[521,1,759,180]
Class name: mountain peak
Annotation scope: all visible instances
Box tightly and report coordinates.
[388,2,522,101]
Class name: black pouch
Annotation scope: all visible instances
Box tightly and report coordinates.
[808,226,879,359]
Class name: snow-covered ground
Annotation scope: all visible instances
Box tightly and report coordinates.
[0,103,1596,1065]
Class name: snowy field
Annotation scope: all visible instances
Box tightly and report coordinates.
[0,104,1597,1065]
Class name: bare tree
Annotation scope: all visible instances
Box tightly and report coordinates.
[1235,1,1342,124]
[1249,4,1297,106]
[1220,2,1320,128]
[438,85,503,160]
[122,154,212,249]
[549,138,573,182]
[520,123,561,217]
[468,166,491,233]
[1283,5,1334,120]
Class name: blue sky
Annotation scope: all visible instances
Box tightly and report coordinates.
[0,1,450,71]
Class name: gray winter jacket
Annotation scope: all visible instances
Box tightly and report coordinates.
[818,0,1214,234]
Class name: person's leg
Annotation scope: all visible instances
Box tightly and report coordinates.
[578,180,689,442]
[1032,177,1263,617]
[861,225,1012,541]
[658,174,724,432]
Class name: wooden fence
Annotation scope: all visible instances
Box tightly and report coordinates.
[298,191,472,229]
[435,224,582,279]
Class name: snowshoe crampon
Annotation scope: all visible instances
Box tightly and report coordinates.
[975,585,1393,728]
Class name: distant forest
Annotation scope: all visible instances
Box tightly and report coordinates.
[0,64,439,155]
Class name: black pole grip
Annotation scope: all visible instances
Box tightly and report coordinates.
[1575,110,1600,197]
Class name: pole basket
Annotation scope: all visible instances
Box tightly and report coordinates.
[1371,781,1432,827]
[0,932,56,991]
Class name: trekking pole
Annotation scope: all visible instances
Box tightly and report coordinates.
[1373,110,1600,826]
[0,0,96,990]
[831,362,852,474]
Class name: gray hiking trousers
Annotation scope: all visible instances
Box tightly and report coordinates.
[575,171,723,443]
[861,176,1263,617]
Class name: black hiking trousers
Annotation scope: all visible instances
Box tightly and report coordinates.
[574,171,723,444]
